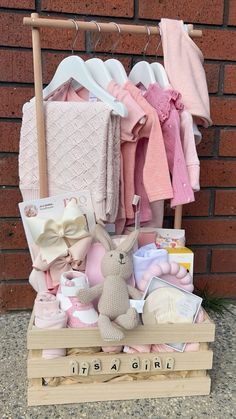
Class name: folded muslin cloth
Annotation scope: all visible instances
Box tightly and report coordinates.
[19,101,120,222]
[132,243,168,289]
[34,292,67,359]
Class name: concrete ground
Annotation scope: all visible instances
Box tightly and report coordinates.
[1,306,236,419]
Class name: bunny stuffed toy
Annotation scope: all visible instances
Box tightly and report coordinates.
[78,224,142,341]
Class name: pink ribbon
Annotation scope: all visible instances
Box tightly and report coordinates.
[32,236,92,286]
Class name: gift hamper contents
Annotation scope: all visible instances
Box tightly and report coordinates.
[22,197,209,385]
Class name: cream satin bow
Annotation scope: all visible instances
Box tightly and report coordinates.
[27,199,88,263]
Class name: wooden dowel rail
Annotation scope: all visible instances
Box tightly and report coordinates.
[23,16,202,38]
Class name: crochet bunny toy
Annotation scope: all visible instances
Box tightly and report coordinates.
[78,224,142,341]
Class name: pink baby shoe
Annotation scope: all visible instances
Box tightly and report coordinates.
[57,271,98,328]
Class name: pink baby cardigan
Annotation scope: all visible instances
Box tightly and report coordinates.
[19,83,120,222]
[122,81,173,219]
[160,18,212,127]
[107,80,147,230]
[144,83,195,207]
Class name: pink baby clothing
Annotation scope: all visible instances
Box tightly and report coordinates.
[107,80,146,143]
[122,81,173,220]
[180,110,200,192]
[19,84,120,223]
[160,18,212,127]
[34,293,67,359]
[34,292,59,318]
[107,80,149,229]
[143,83,195,207]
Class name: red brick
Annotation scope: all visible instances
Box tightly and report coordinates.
[42,51,131,85]
[195,29,236,61]
[183,190,210,217]
[0,13,85,50]
[194,274,236,297]
[197,128,215,157]
[0,155,18,186]
[0,0,35,8]
[191,247,208,273]
[215,190,236,215]
[0,86,33,118]
[0,283,35,311]
[0,252,31,280]
[42,0,134,17]
[0,220,27,250]
[219,130,236,156]
[204,63,220,94]
[200,160,236,187]
[183,219,236,245]
[224,65,236,94]
[211,249,236,273]
[210,97,236,126]
[0,188,22,217]
[0,49,34,83]
[228,0,236,25]
[0,121,20,152]
[139,0,224,24]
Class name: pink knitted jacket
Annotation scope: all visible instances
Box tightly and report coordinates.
[122,81,173,219]
[143,83,195,207]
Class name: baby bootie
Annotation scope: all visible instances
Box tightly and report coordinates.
[57,271,98,328]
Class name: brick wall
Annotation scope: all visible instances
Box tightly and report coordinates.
[0,1,235,310]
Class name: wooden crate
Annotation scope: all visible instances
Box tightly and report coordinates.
[27,311,215,406]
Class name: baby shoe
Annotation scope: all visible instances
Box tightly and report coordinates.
[57,271,98,328]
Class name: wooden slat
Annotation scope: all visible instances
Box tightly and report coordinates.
[27,321,215,349]
[28,348,213,378]
[28,375,211,406]
[28,349,43,388]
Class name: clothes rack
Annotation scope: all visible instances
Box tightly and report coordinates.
[23,13,203,229]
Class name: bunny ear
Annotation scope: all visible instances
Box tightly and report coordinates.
[94,224,116,251]
[116,230,139,253]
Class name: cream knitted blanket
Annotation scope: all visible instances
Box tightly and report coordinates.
[19,101,120,222]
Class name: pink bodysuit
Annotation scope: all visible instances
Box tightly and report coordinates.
[143,83,195,207]
[121,81,173,220]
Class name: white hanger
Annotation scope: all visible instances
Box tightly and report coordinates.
[129,26,156,89]
[84,22,113,90]
[150,62,170,88]
[105,58,128,85]
[129,61,156,89]
[40,56,128,117]
[31,20,128,117]
[104,23,128,85]
[85,57,113,90]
